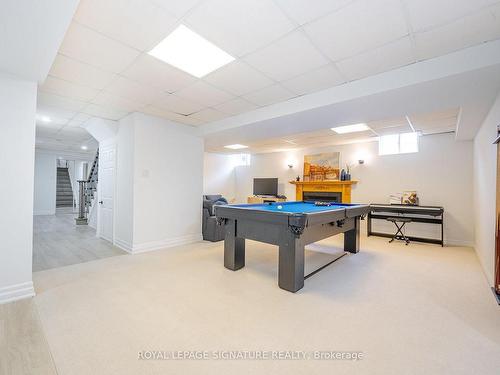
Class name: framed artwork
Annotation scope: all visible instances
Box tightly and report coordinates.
[303,152,340,181]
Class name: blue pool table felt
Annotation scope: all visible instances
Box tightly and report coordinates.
[232,201,354,214]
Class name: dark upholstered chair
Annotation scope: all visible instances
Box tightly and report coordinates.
[202,195,228,242]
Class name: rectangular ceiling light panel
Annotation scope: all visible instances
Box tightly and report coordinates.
[331,123,370,134]
[149,25,235,78]
[224,144,248,150]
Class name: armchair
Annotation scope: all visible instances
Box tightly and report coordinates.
[202,195,227,242]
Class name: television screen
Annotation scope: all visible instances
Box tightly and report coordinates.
[253,178,278,196]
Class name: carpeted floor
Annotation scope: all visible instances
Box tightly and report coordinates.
[27,235,500,375]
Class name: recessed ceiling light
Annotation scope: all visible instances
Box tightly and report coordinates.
[81,145,88,150]
[224,144,248,150]
[148,24,235,78]
[331,123,370,134]
[37,115,51,123]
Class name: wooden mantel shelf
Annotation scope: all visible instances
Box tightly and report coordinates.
[290,180,358,186]
[289,180,358,203]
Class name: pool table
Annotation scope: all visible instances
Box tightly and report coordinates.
[215,201,370,292]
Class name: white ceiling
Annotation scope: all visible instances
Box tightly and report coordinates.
[37,0,500,132]
[36,125,98,155]
[206,108,459,153]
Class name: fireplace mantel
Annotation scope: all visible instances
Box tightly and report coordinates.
[290,180,358,203]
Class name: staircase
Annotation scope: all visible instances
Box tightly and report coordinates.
[56,167,73,208]
[76,150,99,225]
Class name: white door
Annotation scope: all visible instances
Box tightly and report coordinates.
[98,141,115,242]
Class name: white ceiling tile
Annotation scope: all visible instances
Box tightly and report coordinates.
[304,0,409,61]
[37,104,76,122]
[35,122,65,131]
[82,104,128,120]
[58,126,91,137]
[141,105,203,126]
[367,117,407,130]
[275,0,354,25]
[372,124,413,135]
[403,0,499,32]
[37,92,88,112]
[68,113,92,126]
[121,54,196,93]
[281,64,345,95]
[214,98,258,115]
[36,117,68,127]
[151,93,204,115]
[414,4,500,61]
[91,91,145,112]
[189,108,228,122]
[49,54,116,90]
[104,76,163,105]
[336,37,415,81]
[244,31,329,81]
[39,76,100,102]
[175,81,234,107]
[65,121,83,128]
[36,127,60,137]
[75,0,177,51]
[243,84,295,106]
[184,0,295,56]
[59,23,141,73]
[409,108,459,130]
[74,113,93,122]
[203,61,274,96]
[150,0,202,18]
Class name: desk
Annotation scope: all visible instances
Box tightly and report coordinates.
[367,204,444,246]
[215,201,370,292]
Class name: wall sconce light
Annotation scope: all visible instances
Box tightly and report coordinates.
[288,164,293,169]
[358,159,364,165]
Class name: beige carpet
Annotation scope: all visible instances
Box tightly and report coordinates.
[32,236,500,375]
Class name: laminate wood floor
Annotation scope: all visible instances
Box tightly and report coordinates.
[33,212,125,272]
[0,299,56,375]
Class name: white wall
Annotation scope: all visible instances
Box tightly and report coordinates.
[203,152,237,202]
[473,92,500,286]
[206,132,473,245]
[33,151,56,215]
[115,113,204,253]
[115,115,135,250]
[0,73,37,303]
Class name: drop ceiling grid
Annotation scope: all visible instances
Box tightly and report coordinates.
[36,0,500,144]
[208,107,460,153]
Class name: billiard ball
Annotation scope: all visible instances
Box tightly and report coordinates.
[277,205,283,209]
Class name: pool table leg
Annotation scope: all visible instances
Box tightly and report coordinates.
[344,217,360,253]
[278,232,305,292]
[224,219,245,271]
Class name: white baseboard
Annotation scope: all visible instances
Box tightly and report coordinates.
[114,238,133,253]
[445,239,475,247]
[124,233,202,254]
[0,281,35,304]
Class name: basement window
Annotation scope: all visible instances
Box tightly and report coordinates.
[379,132,419,156]
[231,153,251,167]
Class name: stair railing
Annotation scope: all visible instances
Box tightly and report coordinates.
[75,149,99,225]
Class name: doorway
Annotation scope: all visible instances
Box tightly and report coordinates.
[32,128,123,272]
